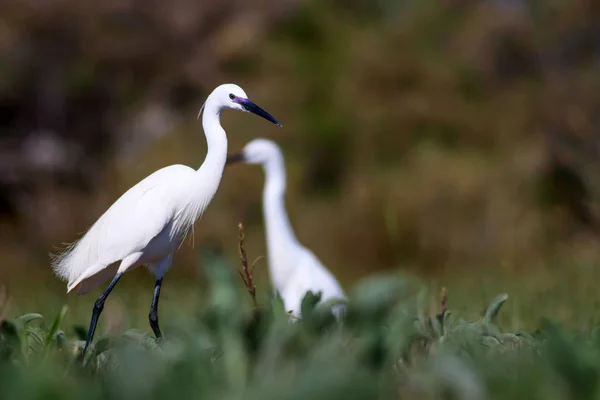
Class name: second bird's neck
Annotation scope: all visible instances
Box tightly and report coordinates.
[262,158,302,291]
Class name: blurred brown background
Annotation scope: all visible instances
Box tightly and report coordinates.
[1,0,600,321]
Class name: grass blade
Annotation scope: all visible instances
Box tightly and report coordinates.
[483,294,508,324]
[44,305,68,358]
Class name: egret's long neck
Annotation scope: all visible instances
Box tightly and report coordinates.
[187,101,227,216]
[262,155,301,291]
[198,103,228,175]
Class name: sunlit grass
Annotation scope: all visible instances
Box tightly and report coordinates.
[1,266,599,400]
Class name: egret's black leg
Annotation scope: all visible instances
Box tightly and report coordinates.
[82,273,123,356]
[149,278,163,339]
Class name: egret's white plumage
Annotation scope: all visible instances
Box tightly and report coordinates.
[51,84,281,353]
[227,139,345,318]
[54,165,206,294]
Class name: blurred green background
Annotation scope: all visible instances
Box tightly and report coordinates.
[1,0,600,331]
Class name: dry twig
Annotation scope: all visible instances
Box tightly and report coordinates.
[237,222,259,310]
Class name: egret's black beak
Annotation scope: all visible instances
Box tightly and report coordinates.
[238,98,282,127]
[226,152,246,165]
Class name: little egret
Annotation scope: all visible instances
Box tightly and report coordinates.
[226,139,345,318]
[51,84,281,354]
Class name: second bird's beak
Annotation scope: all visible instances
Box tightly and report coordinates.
[238,98,282,127]
[226,152,245,165]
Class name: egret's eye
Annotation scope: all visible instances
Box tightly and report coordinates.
[229,93,235,100]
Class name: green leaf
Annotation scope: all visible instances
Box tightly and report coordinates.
[269,292,287,322]
[17,314,44,325]
[349,273,413,323]
[92,337,113,356]
[44,305,68,357]
[25,326,46,348]
[301,291,322,319]
[314,297,347,320]
[483,293,508,324]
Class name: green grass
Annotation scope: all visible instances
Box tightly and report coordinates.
[2,251,600,400]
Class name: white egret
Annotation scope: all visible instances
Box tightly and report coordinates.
[226,139,345,318]
[51,84,281,354]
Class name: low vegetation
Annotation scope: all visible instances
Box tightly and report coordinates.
[1,246,598,400]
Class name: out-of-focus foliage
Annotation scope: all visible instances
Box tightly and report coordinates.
[1,261,599,400]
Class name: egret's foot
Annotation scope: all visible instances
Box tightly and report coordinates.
[155,335,166,347]
[75,342,91,366]
[75,350,85,364]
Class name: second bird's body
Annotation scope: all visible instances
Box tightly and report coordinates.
[227,139,345,318]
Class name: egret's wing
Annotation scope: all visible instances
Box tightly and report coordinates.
[300,250,345,299]
[52,165,193,285]
[281,249,345,316]
[96,184,176,262]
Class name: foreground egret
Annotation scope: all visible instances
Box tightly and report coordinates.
[51,84,281,354]
[226,139,345,318]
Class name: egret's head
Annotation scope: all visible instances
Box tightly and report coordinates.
[204,83,282,127]
[226,138,283,166]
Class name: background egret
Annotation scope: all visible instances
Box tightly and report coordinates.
[226,139,345,318]
[51,84,281,354]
